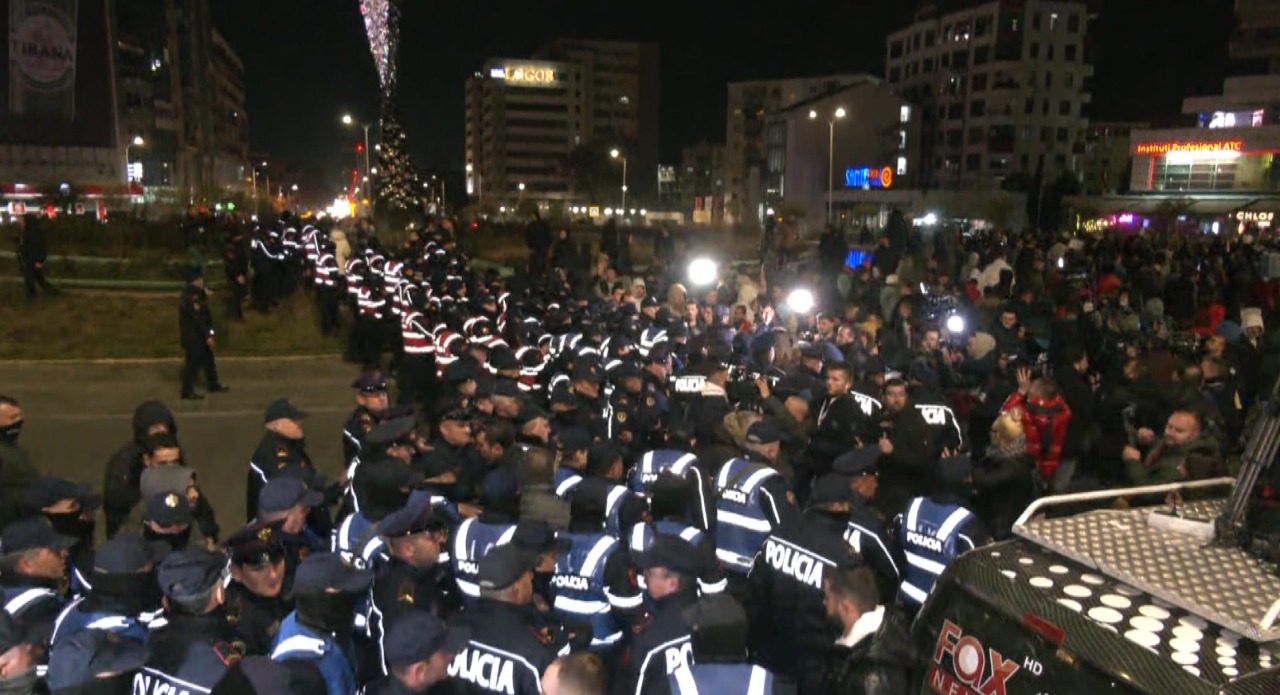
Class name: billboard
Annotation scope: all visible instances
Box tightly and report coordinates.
[2,0,116,147]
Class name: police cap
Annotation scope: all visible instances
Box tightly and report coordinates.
[263,398,307,424]
[351,370,388,393]
[641,295,660,309]
[157,548,228,600]
[643,343,671,364]
[439,406,473,423]
[383,609,472,667]
[359,457,426,492]
[514,406,550,428]
[139,465,195,504]
[745,421,784,446]
[225,521,286,568]
[613,361,642,381]
[510,520,570,555]
[294,552,374,594]
[442,361,476,384]
[47,628,147,692]
[680,593,747,636]
[23,475,101,514]
[492,379,522,398]
[479,468,520,507]
[144,490,193,527]
[0,612,29,656]
[1,516,76,555]
[549,388,578,409]
[93,532,166,575]
[489,347,522,371]
[477,544,538,592]
[635,534,702,575]
[378,496,440,538]
[257,476,324,515]
[571,359,603,385]
[808,474,858,507]
[832,447,880,477]
[364,416,417,448]
[559,427,592,454]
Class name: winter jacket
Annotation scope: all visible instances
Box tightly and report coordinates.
[1001,391,1071,479]
[104,401,178,538]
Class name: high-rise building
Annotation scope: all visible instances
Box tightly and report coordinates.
[534,39,660,201]
[1232,0,1280,74]
[210,29,248,193]
[884,0,1095,190]
[724,74,868,225]
[465,40,659,206]
[465,59,584,200]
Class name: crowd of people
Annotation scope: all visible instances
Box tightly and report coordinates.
[3,208,1280,695]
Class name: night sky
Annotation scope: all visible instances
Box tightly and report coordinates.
[211,0,1237,198]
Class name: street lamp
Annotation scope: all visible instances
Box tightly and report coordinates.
[124,135,145,184]
[809,106,847,223]
[291,184,299,192]
[610,148,628,214]
[341,113,372,197]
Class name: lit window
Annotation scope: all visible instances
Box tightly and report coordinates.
[1050,12,1059,30]
[619,96,630,104]
[897,157,908,176]
[900,105,911,123]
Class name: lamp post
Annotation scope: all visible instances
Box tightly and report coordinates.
[809,106,846,223]
[610,148,628,215]
[342,113,372,202]
[124,135,145,184]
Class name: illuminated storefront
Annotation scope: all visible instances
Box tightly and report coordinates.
[1130,132,1279,193]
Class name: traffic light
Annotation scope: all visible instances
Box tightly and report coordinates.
[356,143,364,153]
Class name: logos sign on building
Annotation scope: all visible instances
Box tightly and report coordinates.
[1134,140,1244,156]
[8,0,78,122]
[845,166,894,189]
[495,64,557,86]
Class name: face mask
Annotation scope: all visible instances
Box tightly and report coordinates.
[0,421,20,444]
[296,592,357,637]
[46,511,95,546]
[144,526,191,554]
[0,669,37,695]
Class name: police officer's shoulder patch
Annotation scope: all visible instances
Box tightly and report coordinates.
[212,640,244,667]
[528,625,554,646]
[617,411,627,423]
[646,396,655,407]
[276,445,289,459]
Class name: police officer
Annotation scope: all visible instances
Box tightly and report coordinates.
[668,594,796,695]
[450,474,521,606]
[178,268,229,401]
[566,360,608,439]
[832,448,904,602]
[552,484,643,655]
[553,428,591,502]
[712,422,798,579]
[344,371,391,469]
[748,474,863,695]
[626,534,703,695]
[628,448,714,531]
[367,495,455,680]
[449,544,569,694]
[361,608,470,694]
[46,621,148,694]
[224,228,251,321]
[24,474,100,573]
[0,517,73,648]
[224,521,292,655]
[315,241,342,335]
[256,477,327,580]
[877,377,963,516]
[579,444,648,538]
[136,549,244,693]
[271,553,374,695]
[894,454,988,612]
[346,415,420,517]
[49,534,164,666]
[334,457,423,573]
[629,473,725,595]
[248,399,323,525]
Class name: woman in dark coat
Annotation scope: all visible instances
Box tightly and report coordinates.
[972,411,1035,540]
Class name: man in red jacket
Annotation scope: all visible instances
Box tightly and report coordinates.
[1001,366,1072,493]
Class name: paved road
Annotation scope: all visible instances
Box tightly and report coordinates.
[1,357,362,531]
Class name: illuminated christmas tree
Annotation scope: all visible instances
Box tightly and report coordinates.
[359,0,422,211]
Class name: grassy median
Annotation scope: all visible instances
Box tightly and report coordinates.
[0,284,345,360]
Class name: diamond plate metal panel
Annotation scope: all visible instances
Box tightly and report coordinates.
[1014,502,1280,643]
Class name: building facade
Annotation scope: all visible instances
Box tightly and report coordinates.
[763,79,920,226]
[1082,121,1144,195]
[465,40,659,206]
[678,142,725,224]
[1232,0,1280,74]
[724,74,868,226]
[465,59,583,201]
[884,0,1095,190]
[1129,75,1280,197]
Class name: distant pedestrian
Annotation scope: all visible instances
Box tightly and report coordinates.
[17,214,57,298]
[179,269,229,400]
[223,227,250,320]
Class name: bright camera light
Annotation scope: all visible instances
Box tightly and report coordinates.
[1057,257,1065,269]
[921,212,938,226]
[946,314,966,333]
[787,288,815,314]
[688,258,718,286]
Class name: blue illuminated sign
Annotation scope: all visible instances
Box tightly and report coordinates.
[844,166,894,189]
